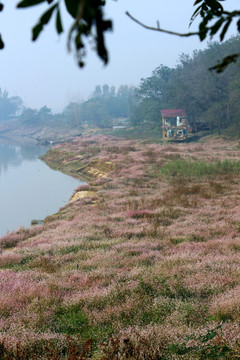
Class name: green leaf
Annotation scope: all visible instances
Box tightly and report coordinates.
[40,3,57,25]
[237,19,240,32]
[56,8,64,34]
[17,0,46,8]
[64,0,80,19]
[220,19,231,41]
[209,17,224,36]
[32,23,43,40]
[199,21,208,41]
[205,0,223,12]
[202,3,208,11]
[0,34,4,49]
[209,54,240,72]
[194,0,203,5]
[190,4,202,24]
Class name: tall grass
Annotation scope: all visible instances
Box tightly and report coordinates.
[0,337,92,359]
[160,159,240,178]
[2,136,240,359]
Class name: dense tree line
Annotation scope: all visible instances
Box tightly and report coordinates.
[2,36,239,134]
[131,36,240,135]
[0,89,23,120]
[53,84,134,129]
[80,85,134,128]
[0,84,134,129]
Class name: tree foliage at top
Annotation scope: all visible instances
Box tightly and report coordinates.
[127,0,240,72]
[16,0,112,67]
[191,0,240,71]
[0,1,238,69]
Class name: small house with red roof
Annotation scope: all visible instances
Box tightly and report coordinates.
[161,109,188,141]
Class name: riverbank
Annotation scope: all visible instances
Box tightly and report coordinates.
[1,135,240,359]
[0,118,82,146]
[41,141,114,181]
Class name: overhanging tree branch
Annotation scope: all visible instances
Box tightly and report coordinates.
[0,1,239,70]
[126,0,240,73]
[126,11,199,38]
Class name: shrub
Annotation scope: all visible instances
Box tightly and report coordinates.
[0,233,23,249]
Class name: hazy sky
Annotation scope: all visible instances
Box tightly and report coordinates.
[0,0,239,112]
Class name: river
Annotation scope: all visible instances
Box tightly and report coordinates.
[0,140,84,236]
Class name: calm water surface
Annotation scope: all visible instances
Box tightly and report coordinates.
[0,141,84,236]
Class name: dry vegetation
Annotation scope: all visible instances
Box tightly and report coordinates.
[1,136,240,359]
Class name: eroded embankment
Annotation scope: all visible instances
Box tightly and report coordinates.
[1,135,240,359]
[41,147,114,181]
[41,140,114,204]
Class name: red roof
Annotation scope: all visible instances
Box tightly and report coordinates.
[161,109,186,117]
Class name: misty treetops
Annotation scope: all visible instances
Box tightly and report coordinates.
[130,36,240,135]
[0,84,134,129]
[1,35,239,134]
[0,89,23,120]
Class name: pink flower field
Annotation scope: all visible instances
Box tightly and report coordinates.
[1,135,240,359]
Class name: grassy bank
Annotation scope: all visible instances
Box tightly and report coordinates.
[1,136,240,359]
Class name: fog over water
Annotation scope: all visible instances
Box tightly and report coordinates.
[0,141,83,236]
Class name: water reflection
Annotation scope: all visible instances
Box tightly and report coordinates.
[0,143,21,173]
[0,142,47,174]
[19,144,47,161]
[0,141,82,236]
